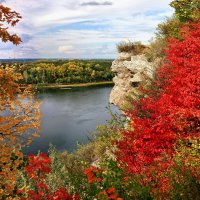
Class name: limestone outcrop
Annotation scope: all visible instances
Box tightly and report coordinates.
[109,53,160,109]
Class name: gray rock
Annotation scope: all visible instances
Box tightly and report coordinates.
[110,54,159,109]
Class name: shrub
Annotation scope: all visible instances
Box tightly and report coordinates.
[144,38,166,62]
[156,16,182,39]
[169,139,200,199]
[16,152,80,199]
[145,16,182,62]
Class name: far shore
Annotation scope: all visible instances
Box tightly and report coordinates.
[22,81,114,89]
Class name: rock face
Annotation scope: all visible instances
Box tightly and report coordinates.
[110,53,159,109]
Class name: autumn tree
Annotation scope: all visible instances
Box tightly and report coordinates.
[0,3,22,45]
[0,3,40,198]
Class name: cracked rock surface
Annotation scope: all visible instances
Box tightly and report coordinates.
[110,53,159,109]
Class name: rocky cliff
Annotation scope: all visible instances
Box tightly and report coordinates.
[109,52,160,109]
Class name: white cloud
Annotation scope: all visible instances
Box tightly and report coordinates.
[58,45,74,54]
[0,0,174,59]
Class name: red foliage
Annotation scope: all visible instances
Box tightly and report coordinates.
[51,188,71,200]
[116,20,200,180]
[25,153,51,180]
[22,153,80,200]
[84,166,102,184]
[99,187,123,200]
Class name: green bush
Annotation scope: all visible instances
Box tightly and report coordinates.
[170,0,200,22]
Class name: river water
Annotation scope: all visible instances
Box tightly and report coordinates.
[23,85,118,154]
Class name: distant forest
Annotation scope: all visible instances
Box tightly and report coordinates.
[1,60,113,84]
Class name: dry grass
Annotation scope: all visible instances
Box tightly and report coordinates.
[144,38,166,62]
[117,41,146,54]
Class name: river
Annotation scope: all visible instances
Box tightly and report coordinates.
[23,85,118,154]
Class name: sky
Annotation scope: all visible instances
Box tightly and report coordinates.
[0,0,174,59]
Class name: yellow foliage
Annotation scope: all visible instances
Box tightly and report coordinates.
[0,66,41,198]
[0,145,23,198]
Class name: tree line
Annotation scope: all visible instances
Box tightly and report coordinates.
[2,60,113,84]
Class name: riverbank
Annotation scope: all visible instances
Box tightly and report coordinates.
[22,81,114,89]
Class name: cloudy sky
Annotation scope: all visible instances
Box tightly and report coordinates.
[0,0,173,59]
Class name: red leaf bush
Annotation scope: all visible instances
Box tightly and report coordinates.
[25,153,51,181]
[19,153,80,200]
[116,20,200,195]
[84,166,102,184]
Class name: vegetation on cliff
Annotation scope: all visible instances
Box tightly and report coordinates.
[117,41,146,55]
